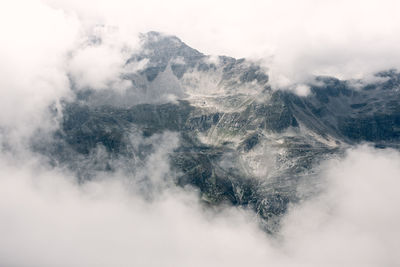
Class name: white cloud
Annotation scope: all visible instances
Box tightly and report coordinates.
[68,25,141,91]
[280,145,400,266]
[0,150,276,267]
[293,85,311,97]
[0,0,79,141]
[44,0,400,87]
[68,44,125,90]
[2,0,400,138]
[0,142,400,266]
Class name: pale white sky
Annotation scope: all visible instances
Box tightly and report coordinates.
[45,0,400,81]
[1,0,400,132]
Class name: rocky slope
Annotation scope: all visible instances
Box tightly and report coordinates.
[35,32,400,232]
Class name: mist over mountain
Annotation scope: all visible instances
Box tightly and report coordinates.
[1,1,400,266]
[32,32,400,234]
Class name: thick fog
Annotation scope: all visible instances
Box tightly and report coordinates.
[1,0,400,266]
[1,143,399,266]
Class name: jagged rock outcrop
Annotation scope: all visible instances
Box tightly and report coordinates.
[35,32,400,232]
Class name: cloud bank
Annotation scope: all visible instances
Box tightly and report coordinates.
[0,144,399,266]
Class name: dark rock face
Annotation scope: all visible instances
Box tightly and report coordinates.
[128,31,205,81]
[35,32,400,232]
[286,74,400,146]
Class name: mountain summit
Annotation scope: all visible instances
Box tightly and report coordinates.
[36,32,400,232]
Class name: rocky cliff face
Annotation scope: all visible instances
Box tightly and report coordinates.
[35,32,400,232]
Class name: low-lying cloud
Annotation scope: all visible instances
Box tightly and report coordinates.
[0,143,399,266]
[280,146,400,266]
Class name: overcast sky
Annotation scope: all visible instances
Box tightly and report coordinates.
[45,0,400,83]
[1,0,400,133]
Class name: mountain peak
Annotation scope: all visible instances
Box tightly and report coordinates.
[139,31,204,61]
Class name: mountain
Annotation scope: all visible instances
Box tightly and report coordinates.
[34,32,400,232]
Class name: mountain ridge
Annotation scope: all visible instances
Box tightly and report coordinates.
[34,32,400,232]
